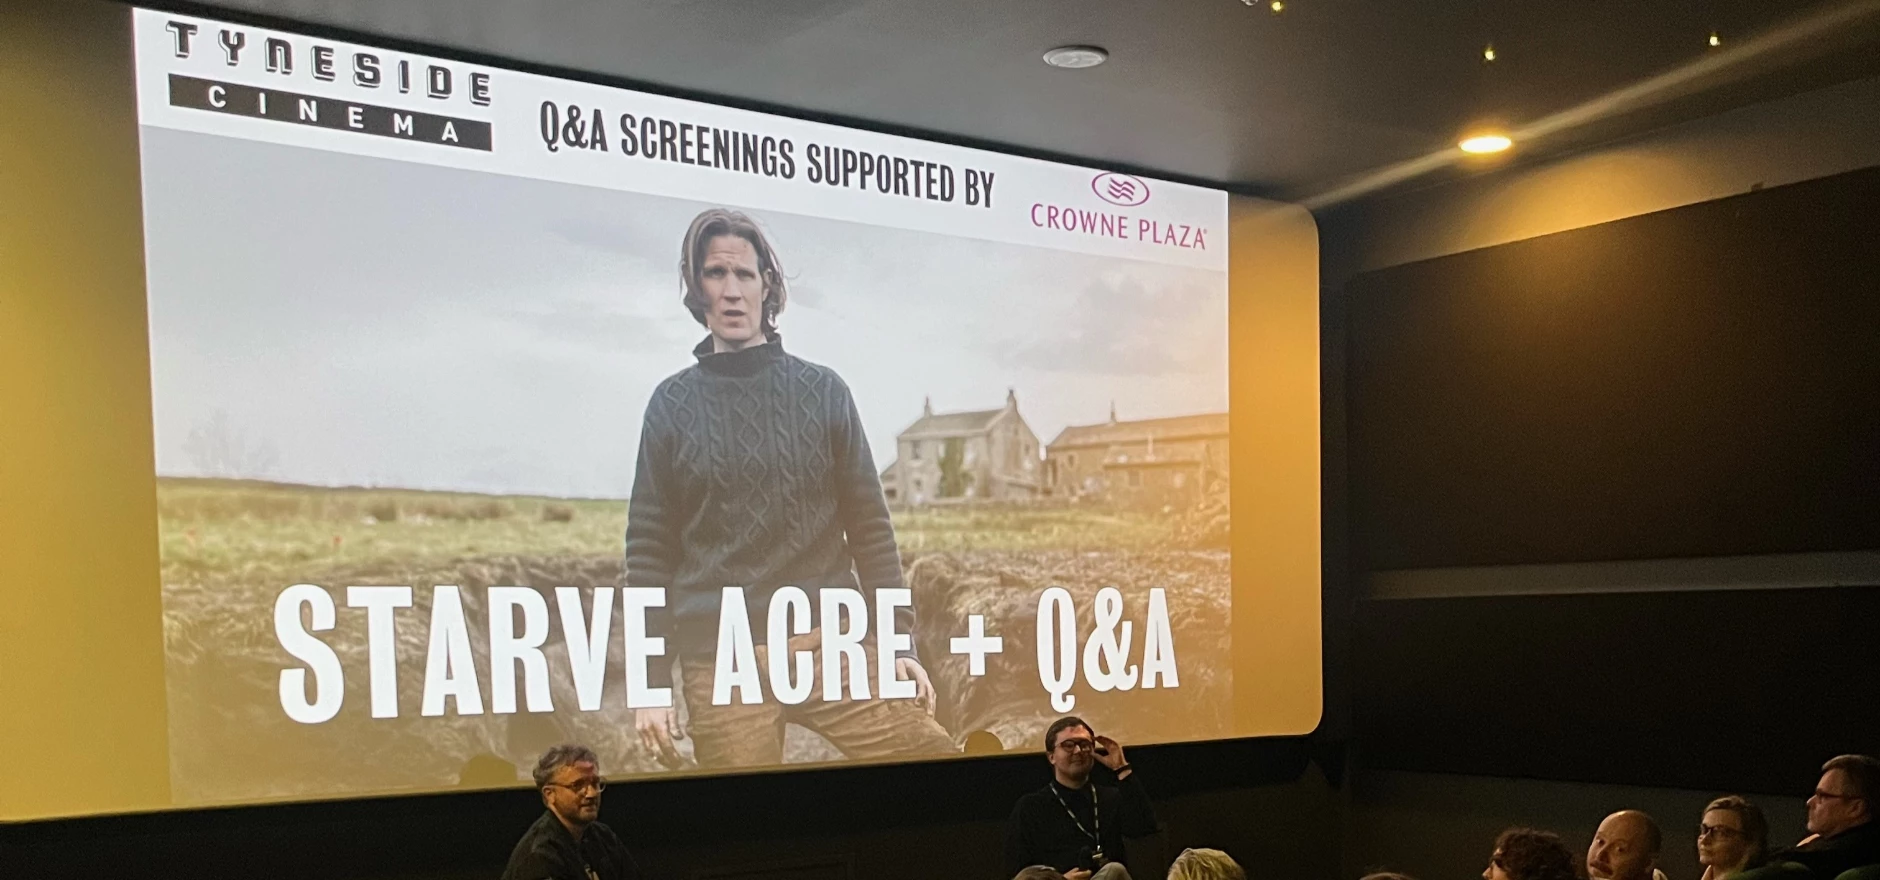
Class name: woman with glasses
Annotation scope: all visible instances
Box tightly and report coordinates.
[1483,828,1584,880]
[1698,796,1770,880]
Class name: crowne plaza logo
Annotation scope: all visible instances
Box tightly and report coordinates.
[1030,170,1207,251]
[1091,172,1151,207]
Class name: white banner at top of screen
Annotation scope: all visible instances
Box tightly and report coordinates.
[131,9,1230,271]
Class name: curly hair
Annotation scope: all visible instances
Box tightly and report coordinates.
[530,743,598,789]
[1492,828,1584,880]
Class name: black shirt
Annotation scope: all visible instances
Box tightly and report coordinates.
[1777,821,1880,879]
[1005,773,1159,875]
[500,810,643,880]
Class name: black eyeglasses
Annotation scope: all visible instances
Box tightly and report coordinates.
[1698,824,1744,839]
[1057,738,1095,753]
[1812,789,1858,802]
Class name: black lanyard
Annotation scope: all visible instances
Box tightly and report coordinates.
[1049,781,1103,861]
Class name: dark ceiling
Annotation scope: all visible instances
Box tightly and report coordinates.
[176,0,1880,201]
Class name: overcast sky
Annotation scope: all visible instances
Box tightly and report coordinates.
[139,126,1228,498]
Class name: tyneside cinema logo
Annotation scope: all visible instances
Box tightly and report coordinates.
[159,20,494,151]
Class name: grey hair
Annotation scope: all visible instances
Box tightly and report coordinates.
[532,743,599,789]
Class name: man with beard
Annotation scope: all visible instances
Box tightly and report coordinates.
[1005,716,1158,880]
[502,744,643,880]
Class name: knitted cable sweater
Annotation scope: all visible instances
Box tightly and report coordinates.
[622,335,911,689]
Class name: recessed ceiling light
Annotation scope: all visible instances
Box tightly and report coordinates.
[1460,134,1514,154]
[1042,46,1108,69]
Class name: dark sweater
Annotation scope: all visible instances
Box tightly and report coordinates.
[499,811,642,880]
[1778,821,1880,879]
[623,336,910,689]
[1005,774,1159,875]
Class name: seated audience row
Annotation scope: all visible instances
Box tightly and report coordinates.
[492,732,1875,880]
[1467,755,1880,880]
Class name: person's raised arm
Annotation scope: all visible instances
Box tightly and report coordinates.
[1095,735,1158,837]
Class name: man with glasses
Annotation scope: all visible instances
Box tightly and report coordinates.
[1778,754,1880,879]
[502,744,644,880]
[1005,716,1158,880]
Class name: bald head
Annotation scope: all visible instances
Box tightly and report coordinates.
[1589,810,1661,880]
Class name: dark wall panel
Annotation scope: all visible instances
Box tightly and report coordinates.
[1345,167,1880,570]
[1352,585,1880,793]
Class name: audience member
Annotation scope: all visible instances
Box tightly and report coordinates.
[1698,796,1770,880]
[1015,868,1070,880]
[1005,716,1159,880]
[1168,847,1246,880]
[501,744,644,880]
[1777,755,1880,879]
[1589,811,1662,880]
[1486,827,1584,880]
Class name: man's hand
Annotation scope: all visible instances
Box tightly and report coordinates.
[1064,869,1093,880]
[634,706,685,768]
[789,629,936,716]
[896,657,938,716]
[1094,734,1127,773]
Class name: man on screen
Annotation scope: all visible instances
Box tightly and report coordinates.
[502,744,644,880]
[623,207,955,769]
[1005,716,1159,880]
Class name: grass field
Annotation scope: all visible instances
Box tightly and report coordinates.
[156,478,1186,592]
[158,480,624,592]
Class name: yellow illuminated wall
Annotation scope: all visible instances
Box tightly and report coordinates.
[1,0,173,819]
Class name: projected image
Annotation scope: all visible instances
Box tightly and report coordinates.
[139,125,1232,804]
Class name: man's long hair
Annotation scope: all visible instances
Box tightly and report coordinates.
[678,207,788,336]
